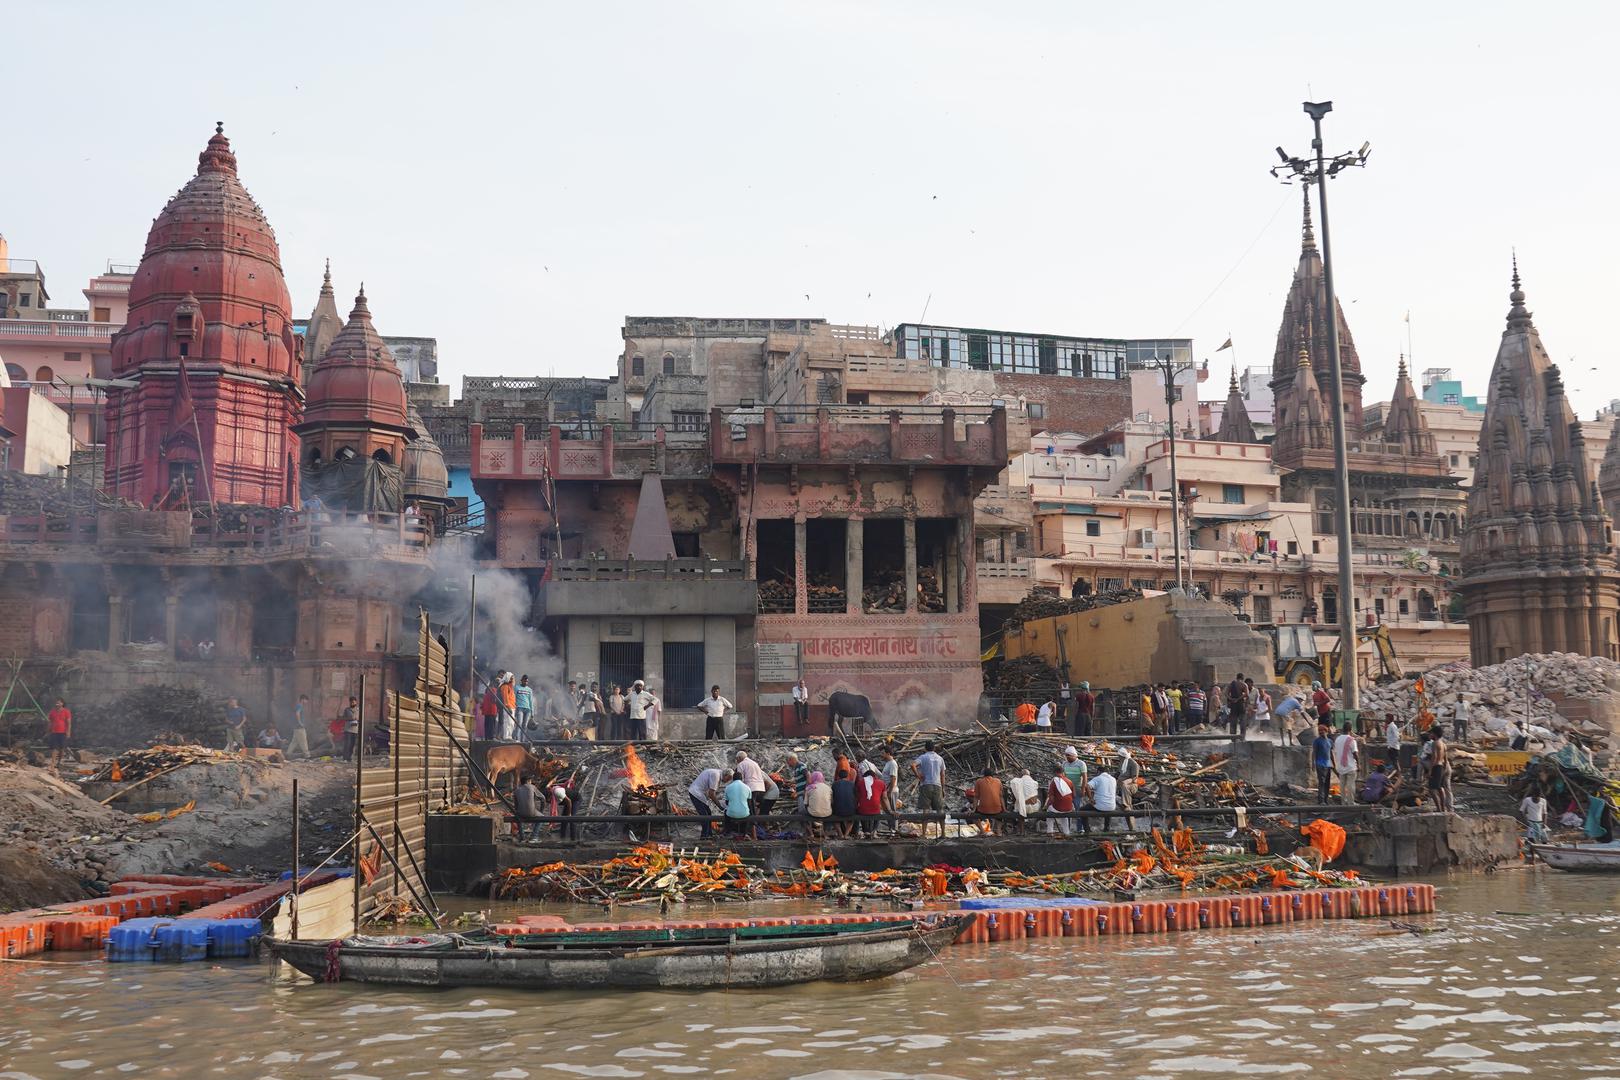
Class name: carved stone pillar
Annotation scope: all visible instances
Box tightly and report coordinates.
[845,517,863,615]
[904,516,918,615]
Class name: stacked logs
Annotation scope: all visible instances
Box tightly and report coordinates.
[1004,587,1145,631]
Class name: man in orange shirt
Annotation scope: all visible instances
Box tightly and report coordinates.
[1014,700,1037,727]
[972,767,1005,834]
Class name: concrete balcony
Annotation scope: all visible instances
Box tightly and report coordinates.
[710,405,1008,468]
[974,484,1032,529]
[471,422,711,482]
[0,508,432,562]
[539,558,756,617]
[976,559,1033,604]
[0,317,119,342]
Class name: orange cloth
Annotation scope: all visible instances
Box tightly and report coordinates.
[499,683,516,710]
[1299,818,1347,861]
[1014,703,1037,726]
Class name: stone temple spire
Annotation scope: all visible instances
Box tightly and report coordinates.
[1600,411,1620,524]
[1381,352,1436,456]
[1459,259,1620,664]
[303,258,345,382]
[1214,365,1258,444]
[1268,182,1366,451]
[1301,183,1317,253]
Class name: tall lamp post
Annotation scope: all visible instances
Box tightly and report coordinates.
[1145,353,1194,591]
[1272,101,1371,711]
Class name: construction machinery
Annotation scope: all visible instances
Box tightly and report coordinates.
[1265,623,1403,687]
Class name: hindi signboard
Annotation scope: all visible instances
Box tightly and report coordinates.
[756,642,801,683]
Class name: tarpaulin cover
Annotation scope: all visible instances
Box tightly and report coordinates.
[302,457,403,514]
[1299,818,1347,861]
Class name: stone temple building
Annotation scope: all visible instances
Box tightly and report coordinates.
[1459,264,1620,663]
[0,126,449,728]
[104,124,304,509]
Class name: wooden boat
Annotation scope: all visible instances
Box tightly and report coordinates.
[268,913,970,990]
[1529,840,1620,872]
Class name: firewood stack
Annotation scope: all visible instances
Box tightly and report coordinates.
[863,568,906,612]
[806,576,846,612]
[758,577,795,611]
[917,566,946,613]
[1004,587,1145,631]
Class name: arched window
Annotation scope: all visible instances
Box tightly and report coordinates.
[34,365,54,383]
[307,446,323,466]
[4,363,26,383]
[631,355,645,377]
[662,354,676,375]
[371,448,392,465]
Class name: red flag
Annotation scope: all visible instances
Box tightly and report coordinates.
[171,357,196,434]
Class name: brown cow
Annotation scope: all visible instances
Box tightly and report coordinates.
[484,745,550,795]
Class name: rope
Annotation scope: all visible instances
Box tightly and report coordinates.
[323,939,343,983]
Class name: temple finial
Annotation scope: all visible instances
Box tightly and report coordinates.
[1507,252,1530,325]
[1398,352,1408,379]
[1228,365,1239,393]
[215,120,224,135]
[1301,185,1317,252]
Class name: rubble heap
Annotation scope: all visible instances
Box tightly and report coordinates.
[73,686,226,749]
[1353,653,1620,751]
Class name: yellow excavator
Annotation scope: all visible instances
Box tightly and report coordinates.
[1266,623,1403,687]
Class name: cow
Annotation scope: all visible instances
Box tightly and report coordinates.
[484,745,551,796]
[826,691,874,737]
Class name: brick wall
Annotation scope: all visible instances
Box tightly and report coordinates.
[992,373,1133,437]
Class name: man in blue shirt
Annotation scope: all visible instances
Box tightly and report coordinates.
[1311,722,1334,803]
[723,771,754,839]
[912,741,946,840]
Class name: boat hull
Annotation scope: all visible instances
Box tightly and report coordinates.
[268,916,966,990]
[1530,842,1620,872]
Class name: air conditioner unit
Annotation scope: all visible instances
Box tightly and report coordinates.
[1136,528,1157,547]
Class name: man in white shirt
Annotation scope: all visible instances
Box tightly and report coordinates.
[1116,747,1140,831]
[697,685,733,740]
[688,766,726,839]
[1385,714,1403,770]
[734,750,766,814]
[627,680,658,740]
[1452,694,1469,745]
[1087,770,1119,831]
[1035,700,1053,731]
[1332,723,1360,806]
[1007,767,1040,833]
[1519,788,1548,845]
[791,679,810,729]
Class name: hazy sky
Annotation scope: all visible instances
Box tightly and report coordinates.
[7,2,1618,415]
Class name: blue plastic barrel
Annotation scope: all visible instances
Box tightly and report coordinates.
[153,922,209,962]
[200,917,263,958]
[106,918,172,962]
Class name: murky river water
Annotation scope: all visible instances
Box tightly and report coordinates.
[2,872,1618,1079]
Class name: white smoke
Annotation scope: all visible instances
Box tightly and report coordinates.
[421,535,577,736]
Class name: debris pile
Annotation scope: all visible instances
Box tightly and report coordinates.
[73,686,227,750]
[1354,653,1620,751]
[0,471,136,515]
[491,837,1365,908]
[85,744,251,784]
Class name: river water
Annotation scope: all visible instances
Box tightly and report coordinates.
[2,871,1617,1080]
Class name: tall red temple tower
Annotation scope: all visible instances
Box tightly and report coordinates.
[105,124,303,507]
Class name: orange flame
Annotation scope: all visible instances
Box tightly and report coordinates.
[623,743,653,790]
